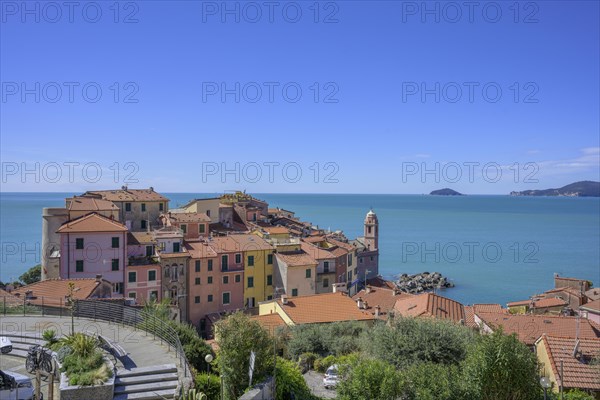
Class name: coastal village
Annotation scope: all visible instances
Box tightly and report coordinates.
[1,187,599,399]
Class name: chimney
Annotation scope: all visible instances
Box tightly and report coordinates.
[95,274,103,283]
[374,305,381,318]
[150,187,154,191]
[356,297,364,309]
[365,286,372,294]
[281,295,288,305]
[122,185,128,191]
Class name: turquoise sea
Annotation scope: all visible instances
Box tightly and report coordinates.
[1,192,599,305]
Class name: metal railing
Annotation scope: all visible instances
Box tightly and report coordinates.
[1,296,193,385]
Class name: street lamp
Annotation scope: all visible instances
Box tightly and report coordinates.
[540,376,552,400]
[205,354,214,395]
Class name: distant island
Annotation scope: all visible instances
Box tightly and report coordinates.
[510,181,600,197]
[430,188,463,196]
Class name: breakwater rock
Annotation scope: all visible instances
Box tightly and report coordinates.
[396,272,454,294]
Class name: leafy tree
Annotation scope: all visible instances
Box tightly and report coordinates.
[398,362,465,400]
[285,321,367,360]
[336,358,403,400]
[19,264,41,285]
[215,312,274,400]
[362,317,475,369]
[461,330,540,400]
[274,357,314,400]
[561,389,596,400]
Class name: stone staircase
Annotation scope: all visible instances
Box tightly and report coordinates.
[113,364,179,400]
[0,333,44,358]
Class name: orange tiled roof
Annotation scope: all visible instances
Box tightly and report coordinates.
[507,299,532,307]
[394,293,465,323]
[539,335,600,390]
[186,241,218,258]
[464,306,476,328]
[261,226,290,235]
[546,286,585,298]
[67,197,118,211]
[12,279,104,307]
[473,304,505,314]
[585,289,600,301]
[275,251,317,267]
[352,287,413,319]
[580,299,600,313]
[326,237,356,252]
[57,213,127,233]
[85,188,168,202]
[251,313,287,334]
[0,288,21,306]
[532,297,568,309]
[367,277,397,290]
[276,292,375,324]
[476,312,600,346]
[229,234,273,251]
[300,242,335,260]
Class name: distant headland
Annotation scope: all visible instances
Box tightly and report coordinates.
[430,188,463,196]
[510,181,600,197]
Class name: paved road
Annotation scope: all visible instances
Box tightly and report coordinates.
[304,370,337,399]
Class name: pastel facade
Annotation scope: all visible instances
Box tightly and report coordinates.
[274,251,317,297]
[125,263,161,303]
[57,213,128,295]
[159,212,210,240]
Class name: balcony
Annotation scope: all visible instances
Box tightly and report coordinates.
[128,256,159,266]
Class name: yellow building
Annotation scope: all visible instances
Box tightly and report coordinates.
[230,234,274,308]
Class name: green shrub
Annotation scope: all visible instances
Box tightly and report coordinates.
[336,358,402,400]
[194,373,220,399]
[58,332,98,358]
[562,389,596,400]
[298,352,318,372]
[55,346,73,363]
[61,350,112,386]
[42,329,58,346]
[275,357,314,400]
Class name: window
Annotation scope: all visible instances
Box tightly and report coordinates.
[222,292,230,305]
[164,268,170,278]
[292,289,298,297]
[181,224,187,234]
[267,254,273,265]
[305,269,311,278]
[125,203,131,212]
[150,291,158,300]
[208,294,213,302]
[221,255,228,271]
[159,203,164,211]
[76,260,84,272]
[129,292,136,299]
[323,278,329,288]
[253,213,257,221]
[348,254,352,266]
[114,282,123,294]
[75,238,84,249]
[195,296,200,304]
[267,295,273,300]
[111,259,119,271]
[141,220,147,230]
[112,237,120,248]
[235,254,241,264]
[206,210,211,217]
[146,245,153,257]
[173,242,180,253]
[324,261,330,273]
[195,260,201,272]
[370,256,374,261]
[235,274,241,283]
[347,271,352,281]
[359,257,363,264]
[368,226,372,234]
[128,271,136,283]
[223,276,229,284]
[247,277,254,288]
[208,276,213,284]
[208,260,213,271]
[247,255,254,266]
[195,277,201,285]
[199,224,205,234]
[267,275,272,285]
[141,203,146,212]
[148,270,156,281]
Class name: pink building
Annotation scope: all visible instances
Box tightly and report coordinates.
[57,213,128,295]
[159,212,210,240]
[125,263,161,304]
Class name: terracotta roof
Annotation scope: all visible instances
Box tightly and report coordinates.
[532,297,568,309]
[67,197,118,212]
[473,304,505,314]
[186,241,218,258]
[476,312,600,345]
[580,299,600,314]
[274,292,375,324]
[275,251,317,267]
[545,286,585,298]
[57,213,127,233]
[261,226,290,235]
[251,313,287,334]
[300,242,335,260]
[127,231,154,245]
[12,279,105,307]
[367,277,397,290]
[394,293,465,323]
[303,236,325,243]
[326,237,356,252]
[464,306,476,328]
[352,287,413,319]
[166,212,210,223]
[229,234,273,251]
[538,335,600,390]
[0,288,21,307]
[85,188,168,202]
[507,299,531,307]
[585,289,600,302]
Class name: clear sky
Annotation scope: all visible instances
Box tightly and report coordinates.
[1,0,598,194]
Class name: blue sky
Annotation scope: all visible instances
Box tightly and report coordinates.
[1,0,598,194]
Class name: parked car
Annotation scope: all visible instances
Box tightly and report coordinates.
[0,336,13,354]
[0,369,40,400]
[323,364,339,389]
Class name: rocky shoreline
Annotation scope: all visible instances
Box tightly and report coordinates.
[396,272,454,294]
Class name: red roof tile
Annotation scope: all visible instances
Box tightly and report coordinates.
[275,292,374,324]
[394,293,465,323]
[57,213,127,233]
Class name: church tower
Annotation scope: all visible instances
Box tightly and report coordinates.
[364,209,378,251]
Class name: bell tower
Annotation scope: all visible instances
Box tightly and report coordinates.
[364,209,378,251]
